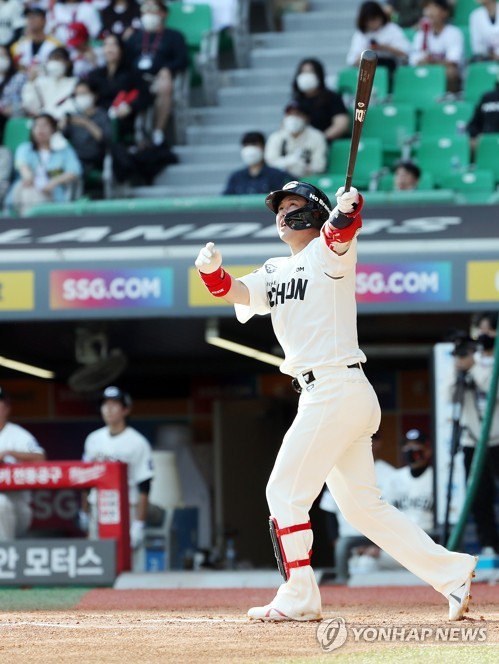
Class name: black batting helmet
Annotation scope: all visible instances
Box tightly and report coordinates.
[265,181,332,230]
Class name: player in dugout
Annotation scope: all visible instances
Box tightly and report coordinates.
[195,180,478,622]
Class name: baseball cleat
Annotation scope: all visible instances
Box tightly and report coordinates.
[448,556,478,621]
[248,605,322,622]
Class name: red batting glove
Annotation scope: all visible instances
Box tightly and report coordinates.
[322,194,364,245]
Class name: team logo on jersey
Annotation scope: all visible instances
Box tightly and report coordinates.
[267,278,308,307]
[265,263,278,273]
[296,266,304,272]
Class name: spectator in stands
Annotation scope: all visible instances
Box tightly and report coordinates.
[409,0,464,93]
[47,0,102,45]
[0,0,24,48]
[469,0,499,62]
[59,79,113,179]
[382,1,423,28]
[80,386,162,556]
[223,131,292,195]
[393,160,421,190]
[346,1,411,80]
[467,69,499,156]
[99,0,142,40]
[87,33,148,141]
[21,46,78,120]
[291,58,350,144]
[0,386,46,541]
[264,100,328,179]
[0,45,27,142]
[6,112,82,215]
[11,6,61,75]
[67,21,101,79]
[350,429,436,573]
[125,0,189,146]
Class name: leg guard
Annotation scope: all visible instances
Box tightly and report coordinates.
[269,516,312,581]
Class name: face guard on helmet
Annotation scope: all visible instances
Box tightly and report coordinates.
[265,181,332,231]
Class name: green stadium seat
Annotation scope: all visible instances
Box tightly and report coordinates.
[419,101,473,137]
[336,66,390,102]
[475,133,499,183]
[463,62,499,105]
[439,168,495,193]
[392,65,447,111]
[304,174,342,193]
[452,0,476,26]
[377,171,434,191]
[413,135,471,186]
[3,117,32,153]
[328,138,383,189]
[362,103,417,167]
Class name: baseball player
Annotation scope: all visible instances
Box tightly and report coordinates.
[0,386,46,540]
[195,180,478,622]
[81,386,155,552]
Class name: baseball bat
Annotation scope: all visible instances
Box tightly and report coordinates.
[344,49,378,193]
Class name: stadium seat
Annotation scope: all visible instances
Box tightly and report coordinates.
[419,101,473,137]
[413,135,471,186]
[439,169,495,194]
[304,174,342,193]
[3,117,32,153]
[328,138,383,189]
[452,0,476,26]
[475,133,499,183]
[392,65,447,111]
[462,62,499,105]
[362,103,417,167]
[377,171,434,191]
[336,66,390,102]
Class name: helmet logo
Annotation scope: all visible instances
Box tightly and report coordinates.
[283,181,299,190]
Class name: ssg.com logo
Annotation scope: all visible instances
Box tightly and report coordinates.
[316,617,348,652]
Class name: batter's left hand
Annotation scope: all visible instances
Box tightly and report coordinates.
[335,186,360,214]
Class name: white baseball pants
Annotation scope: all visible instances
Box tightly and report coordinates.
[266,366,475,614]
[0,494,33,540]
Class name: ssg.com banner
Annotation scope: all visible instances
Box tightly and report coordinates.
[356,262,451,303]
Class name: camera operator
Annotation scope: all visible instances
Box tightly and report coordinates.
[451,312,499,556]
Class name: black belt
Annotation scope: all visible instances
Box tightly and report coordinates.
[292,364,362,394]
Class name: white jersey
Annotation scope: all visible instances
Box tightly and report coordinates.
[47,2,102,43]
[83,426,154,506]
[410,24,464,66]
[346,22,410,66]
[320,459,396,537]
[469,4,499,58]
[235,236,366,376]
[0,422,45,503]
[389,466,435,532]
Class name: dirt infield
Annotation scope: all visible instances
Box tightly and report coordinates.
[0,584,497,663]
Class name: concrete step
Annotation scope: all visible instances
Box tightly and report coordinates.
[250,46,349,70]
[174,144,240,165]
[188,105,282,127]
[186,123,277,146]
[133,183,225,198]
[221,67,301,88]
[251,30,352,49]
[154,163,234,186]
[217,85,290,108]
[283,10,358,32]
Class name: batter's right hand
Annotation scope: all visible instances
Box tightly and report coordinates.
[195,242,222,274]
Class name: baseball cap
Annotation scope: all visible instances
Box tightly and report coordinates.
[24,6,46,18]
[67,22,89,48]
[101,386,132,408]
[284,99,310,116]
[0,386,11,403]
[404,429,428,444]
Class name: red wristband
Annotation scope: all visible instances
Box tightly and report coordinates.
[198,265,233,297]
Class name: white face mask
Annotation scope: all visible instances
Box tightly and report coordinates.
[75,94,94,112]
[241,145,263,166]
[283,115,305,135]
[141,13,162,31]
[46,60,66,79]
[296,72,319,92]
[0,56,9,73]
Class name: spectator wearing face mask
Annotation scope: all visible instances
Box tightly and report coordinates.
[291,58,350,143]
[11,6,62,76]
[66,21,102,79]
[21,46,78,120]
[264,100,328,179]
[59,79,113,179]
[223,131,292,195]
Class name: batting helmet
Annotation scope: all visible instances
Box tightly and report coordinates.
[265,181,332,231]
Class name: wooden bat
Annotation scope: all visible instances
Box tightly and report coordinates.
[344,49,378,193]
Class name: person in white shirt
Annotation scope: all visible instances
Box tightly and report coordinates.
[409,0,465,93]
[81,386,159,552]
[46,0,102,45]
[0,386,46,540]
[469,0,499,62]
[194,179,477,622]
[264,100,328,179]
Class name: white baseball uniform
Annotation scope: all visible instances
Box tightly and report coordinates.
[235,234,476,617]
[0,422,45,540]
